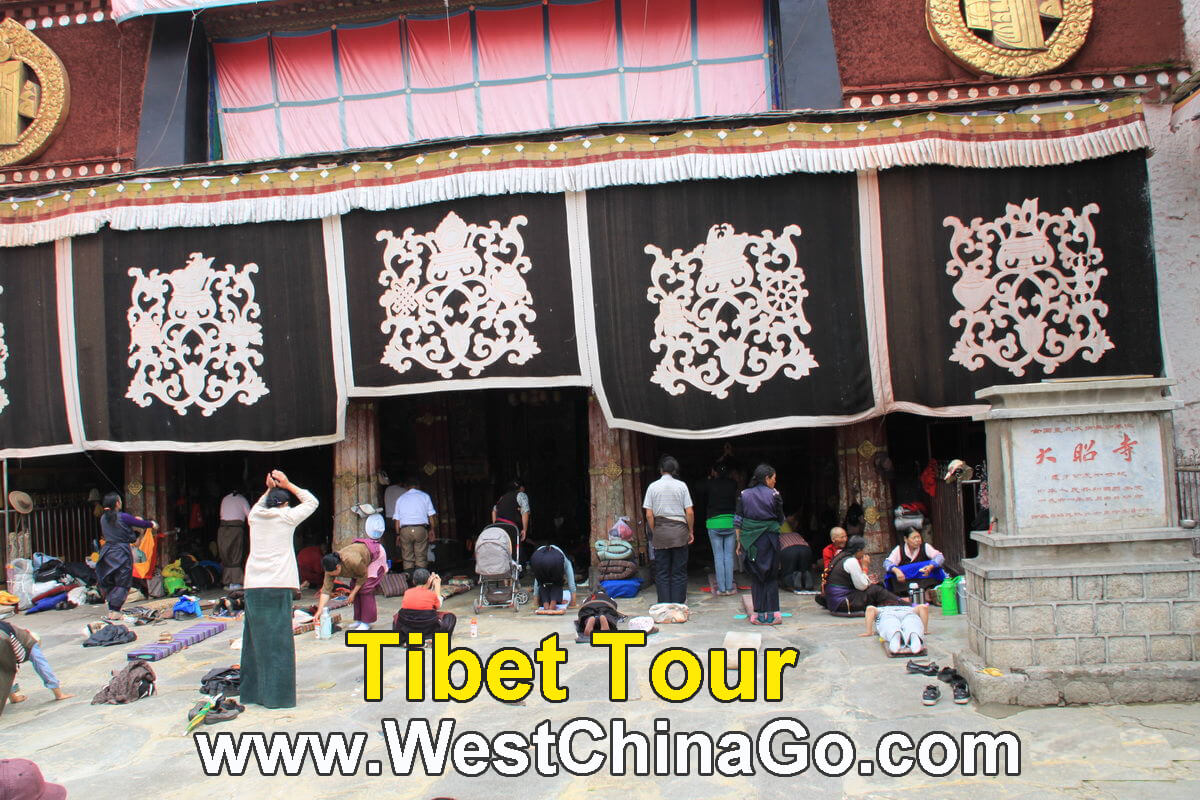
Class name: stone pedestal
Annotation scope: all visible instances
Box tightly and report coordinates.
[958,378,1200,706]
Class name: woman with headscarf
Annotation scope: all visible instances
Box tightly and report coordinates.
[95,493,158,620]
[824,535,906,614]
[735,464,784,626]
[242,470,318,709]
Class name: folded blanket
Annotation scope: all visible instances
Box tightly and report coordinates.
[595,560,638,580]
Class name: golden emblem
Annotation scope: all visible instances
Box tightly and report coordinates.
[856,440,878,460]
[422,462,437,476]
[0,19,69,167]
[926,0,1093,78]
[126,479,143,497]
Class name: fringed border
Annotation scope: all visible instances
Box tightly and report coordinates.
[0,98,1148,247]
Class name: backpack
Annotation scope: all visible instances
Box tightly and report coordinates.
[200,666,241,697]
[34,558,65,583]
[187,562,219,591]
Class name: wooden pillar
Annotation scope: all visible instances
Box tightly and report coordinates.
[333,400,381,550]
[413,398,457,540]
[836,419,894,575]
[587,394,647,576]
[123,452,174,567]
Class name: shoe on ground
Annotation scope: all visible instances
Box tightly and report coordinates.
[922,684,941,706]
[906,660,938,676]
[347,621,371,632]
[952,678,971,704]
[937,666,961,683]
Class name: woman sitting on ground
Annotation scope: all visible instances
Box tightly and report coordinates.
[393,569,457,645]
[824,535,906,614]
[575,589,621,642]
[883,529,946,602]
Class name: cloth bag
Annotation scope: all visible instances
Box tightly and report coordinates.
[647,602,690,624]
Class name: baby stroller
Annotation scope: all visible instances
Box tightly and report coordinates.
[473,522,529,613]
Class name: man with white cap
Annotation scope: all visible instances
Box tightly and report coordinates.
[312,504,388,631]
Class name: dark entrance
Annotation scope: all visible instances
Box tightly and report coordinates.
[647,427,840,571]
[379,388,590,562]
[170,446,334,558]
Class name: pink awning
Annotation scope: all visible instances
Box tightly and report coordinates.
[212,0,771,161]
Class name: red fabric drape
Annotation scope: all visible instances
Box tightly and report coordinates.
[213,0,771,161]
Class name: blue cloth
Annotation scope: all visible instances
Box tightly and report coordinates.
[172,596,201,618]
[707,527,735,593]
[24,591,68,614]
[600,578,641,598]
[883,560,946,593]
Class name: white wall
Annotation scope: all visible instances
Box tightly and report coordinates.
[1149,0,1200,457]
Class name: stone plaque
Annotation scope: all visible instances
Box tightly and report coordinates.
[1011,411,1166,531]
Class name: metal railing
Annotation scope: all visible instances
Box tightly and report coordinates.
[21,500,100,564]
[1177,466,1200,523]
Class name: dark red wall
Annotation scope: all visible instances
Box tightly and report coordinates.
[30,19,153,167]
[829,0,1187,91]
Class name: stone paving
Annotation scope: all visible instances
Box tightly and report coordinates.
[2,580,1199,799]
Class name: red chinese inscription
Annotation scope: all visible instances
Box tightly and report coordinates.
[1072,440,1098,463]
[1112,433,1138,463]
[1036,447,1056,464]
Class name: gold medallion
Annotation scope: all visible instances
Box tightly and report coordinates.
[926,0,1093,78]
[0,18,69,167]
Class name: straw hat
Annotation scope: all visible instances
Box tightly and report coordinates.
[8,491,33,515]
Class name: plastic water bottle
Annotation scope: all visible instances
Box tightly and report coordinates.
[469,617,478,638]
[908,582,920,605]
[318,608,332,640]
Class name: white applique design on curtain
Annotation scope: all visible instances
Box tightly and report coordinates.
[0,285,8,415]
[126,252,268,416]
[945,198,1111,377]
[376,210,539,379]
[645,222,817,399]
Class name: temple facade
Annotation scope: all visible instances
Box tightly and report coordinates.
[0,0,1195,591]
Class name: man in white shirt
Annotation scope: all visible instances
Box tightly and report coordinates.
[380,470,408,566]
[643,455,694,604]
[392,475,436,571]
[217,490,251,589]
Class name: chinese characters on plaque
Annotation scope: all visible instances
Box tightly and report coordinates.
[1011,413,1167,531]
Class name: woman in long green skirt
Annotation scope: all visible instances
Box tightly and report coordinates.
[242,469,319,709]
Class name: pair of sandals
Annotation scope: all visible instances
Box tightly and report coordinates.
[751,611,783,625]
[188,697,246,724]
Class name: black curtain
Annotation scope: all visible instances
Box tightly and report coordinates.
[70,220,339,447]
[880,152,1162,410]
[585,173,873,434]
[0,243,75,454]
[341,193,582,391]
